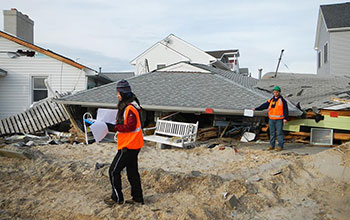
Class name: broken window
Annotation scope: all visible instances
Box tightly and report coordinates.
[32,76,48,102]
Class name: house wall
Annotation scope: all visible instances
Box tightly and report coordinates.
[135,43,190,75]
[0,37,87,119]
[133,34,216,75]
[330,30,350,76]
[316,17,330,75]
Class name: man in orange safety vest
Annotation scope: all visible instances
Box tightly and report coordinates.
[254,86,288,151]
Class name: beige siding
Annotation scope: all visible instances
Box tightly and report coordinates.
[0,37,87,119]
[330,31,350,76]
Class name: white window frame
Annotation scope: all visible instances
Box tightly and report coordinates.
[31,76,48,103]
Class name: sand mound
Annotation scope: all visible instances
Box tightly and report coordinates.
[0,141,349,219]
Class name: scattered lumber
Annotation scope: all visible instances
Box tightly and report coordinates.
[261,125,269,132]
[197,127,218,141]
[333,133,350,141]
[0,149,27,159]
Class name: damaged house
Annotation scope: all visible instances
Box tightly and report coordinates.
[55,62,302,142]
[0,9,97,136]
[255,72,350,144]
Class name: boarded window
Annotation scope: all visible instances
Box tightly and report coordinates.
[33,77,48,102]
[324,43,328,63]
[317,51,321,69]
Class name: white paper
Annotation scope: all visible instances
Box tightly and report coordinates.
[96,108,118,125]
[244,109,254,117]
[240,132,256,142]
[90,121,109,143]
[88,108,118,143]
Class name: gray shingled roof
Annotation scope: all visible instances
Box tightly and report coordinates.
[255,72,350,110]
[57,70,302,116]
[321,2,350,29]
[100,72,134,82]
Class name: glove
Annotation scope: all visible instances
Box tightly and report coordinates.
[106,123,116,132]
[84,119,95,125]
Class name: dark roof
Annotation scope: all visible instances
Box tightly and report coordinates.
[206,50,239,59]
[100,72,135,82]
[255,72,350,110]
[0,30,95,72]
[57,69,302,116]
[321,2,350,29]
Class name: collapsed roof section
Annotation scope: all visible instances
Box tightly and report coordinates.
[255,72,350,110]
[56,64,302,116]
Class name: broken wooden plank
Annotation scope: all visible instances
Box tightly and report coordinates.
[319,110,350,117]
[9,116,19,133]
[261,125,269,132]
[57,103,70,120]
[32,107,46,129]
[2,118,11,134]
[28,108,43,131]
[23,111,36,133]
[47,101,61,123]
[5,117,16,134]
[24,111,38,132]
[52,101,67,121]
[21,112,34,133]
[0,149,27,159]
[18,113,29,133]
[39,103,54,126]
[35,105,50,127]
[333,133,350,141]
[14,114,24,134]
[295,139,309,144]
[0,120,6,135]
[289,132,310,137]
[43,102,58,124]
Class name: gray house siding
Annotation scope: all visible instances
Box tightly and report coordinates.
[330,31,350,75]
[316,16,330,75]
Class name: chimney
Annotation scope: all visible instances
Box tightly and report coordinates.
[3,8,34,44]
[258,68,263,80]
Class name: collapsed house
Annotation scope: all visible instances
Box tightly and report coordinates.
[55,62,302,141]
[0,9,99,137]
[255,72,350,144]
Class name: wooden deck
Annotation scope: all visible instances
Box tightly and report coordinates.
[0,98,70,136]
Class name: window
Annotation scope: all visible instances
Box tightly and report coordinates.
[324,43,328,63]
[32,76,48,102]
[317,51,321,69]
[157,64,166,69]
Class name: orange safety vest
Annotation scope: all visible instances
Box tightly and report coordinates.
[268,97,285,120]
[117,104,144,150]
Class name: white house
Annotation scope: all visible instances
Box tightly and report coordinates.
[314,2,350,76]
[0,9,97,119]
[130,34,240,75]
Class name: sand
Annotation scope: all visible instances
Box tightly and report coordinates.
[0,139,349,219]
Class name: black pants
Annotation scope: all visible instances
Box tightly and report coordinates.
[109,148,143,203]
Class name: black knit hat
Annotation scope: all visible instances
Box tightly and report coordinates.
[116,79,132,93]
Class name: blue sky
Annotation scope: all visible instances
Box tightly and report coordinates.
[0,0,343,78]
